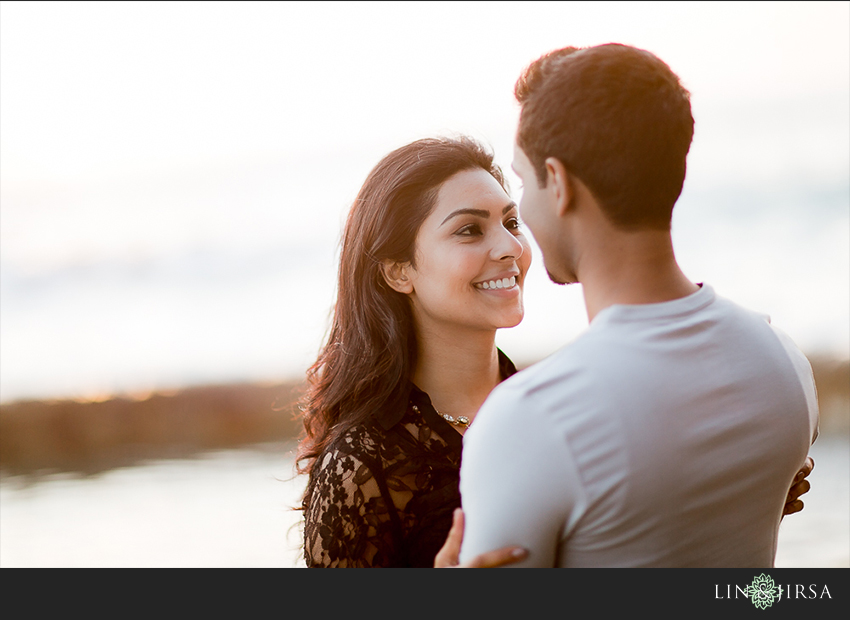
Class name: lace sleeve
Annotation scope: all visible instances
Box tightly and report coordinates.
[303,445,401,567]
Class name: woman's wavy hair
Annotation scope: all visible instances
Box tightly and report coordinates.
[294,136,507,494]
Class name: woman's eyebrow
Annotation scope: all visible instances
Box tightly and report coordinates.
[440,202,517,227]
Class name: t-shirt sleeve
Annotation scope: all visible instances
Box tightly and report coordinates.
[458,385,585,567]
[770,324,820,444]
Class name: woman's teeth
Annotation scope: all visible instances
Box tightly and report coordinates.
[475,276,517,290]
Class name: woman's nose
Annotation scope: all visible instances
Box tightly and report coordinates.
[491,227,524,261]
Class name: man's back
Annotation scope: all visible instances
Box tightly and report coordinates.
[459,284,818,567]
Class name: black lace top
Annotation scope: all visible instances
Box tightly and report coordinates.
[302,350,517,567]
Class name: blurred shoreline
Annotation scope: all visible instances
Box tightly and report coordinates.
[0,379,305,478]
[1,355,847,479]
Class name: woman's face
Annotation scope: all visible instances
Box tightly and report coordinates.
[403,167,532,334]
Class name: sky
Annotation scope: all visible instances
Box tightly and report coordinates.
[2,2,847,180]
[1,1,849,401]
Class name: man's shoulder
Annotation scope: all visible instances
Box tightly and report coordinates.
[486,335,602,412]
[512,324,616,378]
[708,290,816,377]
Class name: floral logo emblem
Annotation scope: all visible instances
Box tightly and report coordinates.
[749,573,779,609]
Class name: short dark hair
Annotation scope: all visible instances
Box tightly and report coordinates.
[515,43,694,230]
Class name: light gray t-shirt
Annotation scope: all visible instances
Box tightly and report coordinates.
[459,284,818,567]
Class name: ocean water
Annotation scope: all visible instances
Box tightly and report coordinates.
[0,434,846,568]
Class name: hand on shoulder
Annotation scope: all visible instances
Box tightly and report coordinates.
[434,509,528,568]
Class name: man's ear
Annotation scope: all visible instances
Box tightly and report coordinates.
[380,260,414,294]
[545,157,573,218]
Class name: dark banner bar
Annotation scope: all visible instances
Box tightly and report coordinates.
[424,567,848,615]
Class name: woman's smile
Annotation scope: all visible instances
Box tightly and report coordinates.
[473,273,520,293]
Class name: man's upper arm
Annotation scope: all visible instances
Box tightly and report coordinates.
[771,324,820,444]
[458,387,584,567]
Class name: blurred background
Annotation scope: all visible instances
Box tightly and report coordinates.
[1,1,847,567]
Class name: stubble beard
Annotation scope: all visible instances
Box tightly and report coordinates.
[545,266,579,286]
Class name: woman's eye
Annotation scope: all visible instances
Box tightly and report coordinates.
[505,217,521,231]
[456,224,483,236]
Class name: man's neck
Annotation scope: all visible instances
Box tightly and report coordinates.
[578,227,699,323]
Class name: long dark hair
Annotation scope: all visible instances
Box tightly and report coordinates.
[295,136,507,494]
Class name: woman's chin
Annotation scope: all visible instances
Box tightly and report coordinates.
[497,307,524,329]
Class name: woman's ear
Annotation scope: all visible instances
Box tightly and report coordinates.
[380,260,414,294]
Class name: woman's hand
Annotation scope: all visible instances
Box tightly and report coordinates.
[434,508,528,568]
[783,455,814,517]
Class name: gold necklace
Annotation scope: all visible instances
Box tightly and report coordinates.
[411,403,472,429]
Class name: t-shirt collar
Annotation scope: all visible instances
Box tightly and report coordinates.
[590,282,714,327]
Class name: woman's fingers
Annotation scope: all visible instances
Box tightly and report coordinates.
[462,546,529,568]
[782,457,814,516]
[434,508,529,567]
[797,456,815,480]
[434,508,465,567]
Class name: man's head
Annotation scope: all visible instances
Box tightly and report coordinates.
[514,44,694,233]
